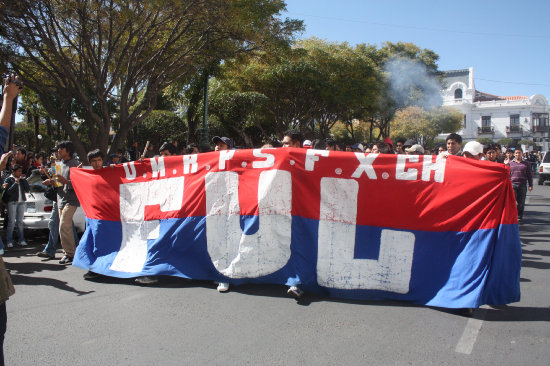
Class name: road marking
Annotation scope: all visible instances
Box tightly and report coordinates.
[455,308,488,355]
[525,196,531,205]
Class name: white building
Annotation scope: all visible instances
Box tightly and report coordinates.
[441,67,549,151]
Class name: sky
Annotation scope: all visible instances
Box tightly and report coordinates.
[283,0,550,99]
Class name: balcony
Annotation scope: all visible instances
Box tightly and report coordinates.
[477,126,494,135]
[506,125,523,136]
[532,125,550,133]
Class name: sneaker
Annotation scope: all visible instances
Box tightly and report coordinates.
[134,276,159,285]
[6,243,13,248]
[83,271,100,280]
[18,241,28,247]
[287,286,304,298]
[36,251,55,260]
[217,282,230,292]
[59,255,73,265]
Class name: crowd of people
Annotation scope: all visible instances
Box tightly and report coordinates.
[0,75,541,363]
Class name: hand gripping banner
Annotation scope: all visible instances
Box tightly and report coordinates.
[71,148,521,308]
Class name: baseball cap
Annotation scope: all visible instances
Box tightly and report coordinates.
[405,144,425,154]
[212,136,233,149]
[463,141,484,156]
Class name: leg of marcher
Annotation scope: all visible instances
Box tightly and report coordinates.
[516,184,527,220]
[73,222,79,246]
[15,202,26,245]
[5,202,15,247]
[58,205,77,261]
[42,200,59,257]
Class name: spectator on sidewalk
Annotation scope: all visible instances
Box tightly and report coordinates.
[54,141,81,265]
[36,154,78,260]
[2,164,30,248]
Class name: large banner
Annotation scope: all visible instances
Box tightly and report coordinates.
[72,148,521,308]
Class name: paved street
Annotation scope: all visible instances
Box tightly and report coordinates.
[3,184,550,366]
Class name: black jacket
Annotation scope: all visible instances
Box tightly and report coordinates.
[2,176,30,203]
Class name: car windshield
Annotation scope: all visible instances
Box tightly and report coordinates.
[543,152,550,163]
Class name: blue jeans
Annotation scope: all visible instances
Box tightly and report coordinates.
[6,201,25,244]
[43,200,78,256]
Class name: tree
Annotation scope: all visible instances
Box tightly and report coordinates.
[0,0,302,160]
[133,110,186,151]
[498,138,515,148]
[518,139,536,147]
[476,137,494,145]
[390,106,462,148]
[369,42,442,139]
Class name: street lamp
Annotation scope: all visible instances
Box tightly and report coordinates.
[199,69,210,152]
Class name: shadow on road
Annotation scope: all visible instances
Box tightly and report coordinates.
[483,304,550,322]
[9,273,95,296]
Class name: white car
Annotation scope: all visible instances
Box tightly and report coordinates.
[539,151,550,185]
[23,181,86,233]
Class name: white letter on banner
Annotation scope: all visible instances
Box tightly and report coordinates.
[422,155,446,183]
[219,150,235,170]
[305,149,330,171]
[205,170,292,278]
[150,157,165,178]
[396,155,419,181]
[110,177,185,273]
[351,153,377,179]
[123,162,136,180]
[252,149,275,169]
[317,178,415,293]
[183,154,198,174]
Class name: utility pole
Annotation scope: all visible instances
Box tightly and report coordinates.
[199,69,210,152]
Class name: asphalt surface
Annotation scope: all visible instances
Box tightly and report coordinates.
[3,184,550,366]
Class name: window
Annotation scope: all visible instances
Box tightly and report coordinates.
[532,113,549,132]
[480,116,492,133]
[454,89,463,99]
[509,114,520,132]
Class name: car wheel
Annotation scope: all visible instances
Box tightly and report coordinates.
[539,179,544,185]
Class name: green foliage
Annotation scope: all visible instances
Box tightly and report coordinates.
[0,0,302,157]
[497,138,516,147]
[476,137,494,145]
[390,106,462,148]
[518,139,536,146]
[134,110,186,151]
[13,123,56,154]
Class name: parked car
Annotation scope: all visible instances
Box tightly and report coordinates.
[23,181,86,233]
[539,151,550,185]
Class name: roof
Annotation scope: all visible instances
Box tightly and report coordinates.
[441,69,470,89]
[474,90,528,102]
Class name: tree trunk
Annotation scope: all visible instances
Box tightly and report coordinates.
[33,114,40,152]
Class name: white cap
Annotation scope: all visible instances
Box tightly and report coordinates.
[303,140,312,147]
[463,141,484,156]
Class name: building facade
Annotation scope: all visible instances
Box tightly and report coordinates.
[441,67,549,151]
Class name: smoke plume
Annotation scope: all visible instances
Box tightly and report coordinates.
[384,57,442,108]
